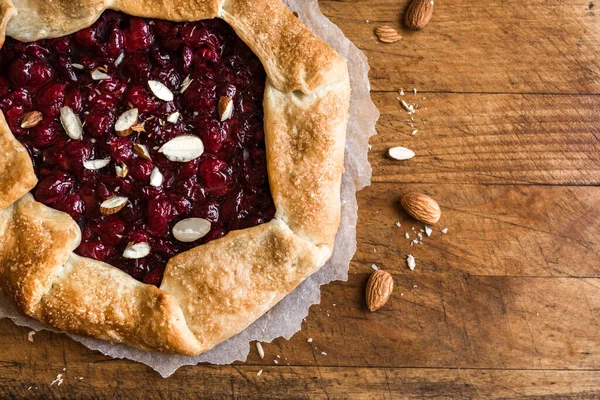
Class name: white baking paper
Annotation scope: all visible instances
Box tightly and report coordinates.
[0,0,379,377]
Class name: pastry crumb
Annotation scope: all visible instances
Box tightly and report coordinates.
[27,331,36,342]
[441,227,448,234]
[425,226,432,236]
[405,232,410,239]
[50,373,63,386]
[307,338,313,343]
[395,221,401,227]
[371,264,379,271]
[407,254,416,270]
[257,369,263,376]
[274,360,279,364]
[321,352,327,356]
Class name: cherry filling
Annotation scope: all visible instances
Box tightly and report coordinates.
[0,11,275,285]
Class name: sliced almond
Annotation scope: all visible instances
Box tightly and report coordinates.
[60,106,83,140]
[114,53,125,66]
[133,143,152,161]
[374,26,402,43]
[122,242,151,259]
[114,108,138,134]
[100,196,128,215]
[148,80,174,101]
[71,63,84,70]
[180,75,193,93]
[83,158,111,170]
[158,135,204,162]
[218,96,234,121]
[20,111,43,129]
[115,163,129,178]
[172,218,211,242]
[149,167,163,187]
[388,146,415,160]
[166,111,180,123]
[90,66,111,80]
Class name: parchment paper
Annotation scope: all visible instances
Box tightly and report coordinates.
[0,0,379,377]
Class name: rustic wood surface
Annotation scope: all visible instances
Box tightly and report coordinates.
[2,0,600,398]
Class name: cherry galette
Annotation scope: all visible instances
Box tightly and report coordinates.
[0,0,349,356]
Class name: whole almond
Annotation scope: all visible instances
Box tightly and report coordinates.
[366,270,394,312]
[20,111,43,128]
[405,0,434,30]
[400,192,441,224]
[374,26,402,44]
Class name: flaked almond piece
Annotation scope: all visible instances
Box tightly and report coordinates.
[366,270,394,312]
[131,123,145,132]
[388,146,415,160]
[180,75,193,93]
[218,96,234,121]
[114,53,125,66]
[83,158,111,170]
[166,111,180,123]
[20,111,43,128]
[115,164,128,178]
[172,218,211,242]
[133,143,152,161]
[405,0,434,30]
[60,106,83,140]
[122,242,151,259]
[148,80,174,101]
[90,66,111,80]
[100,196,128,215]
[374,26,402,43]
[158,135,204,162]
[115,108,138,134]
[149,167,163,187]
[400,192,441,224]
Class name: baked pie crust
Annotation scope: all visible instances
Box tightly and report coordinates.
[0,0,349,355]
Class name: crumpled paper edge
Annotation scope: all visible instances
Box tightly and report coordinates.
[0,0,379,377]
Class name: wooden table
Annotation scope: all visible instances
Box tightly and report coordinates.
[2,0,599,398]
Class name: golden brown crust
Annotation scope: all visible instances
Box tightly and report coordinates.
[161,219,330,352]
[36,254,202,355]
[0,112,37,210]
[264,77,350,247]
[220,0,347,93]
[0,194,80,315]
[0,0,350,356]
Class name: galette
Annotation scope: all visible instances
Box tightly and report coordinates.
[0,0,349,355]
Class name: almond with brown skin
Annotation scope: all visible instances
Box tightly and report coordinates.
[218,96,234,121]
[100,196,128,215]
[20,111,43,128]
[405,0,434,30]
[366,270,394,312]
[374,26,402,43]
[400,192,441,224]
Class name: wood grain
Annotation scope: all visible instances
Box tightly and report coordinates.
[321,0,600,93]
[3,364,600,399]
[355,184,600,277]
[370,92,600,185]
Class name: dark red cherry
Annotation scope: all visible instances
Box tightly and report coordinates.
[129,158,154,181]
[109,137,133,163]
[35,172,74,204]
[77,241,115,261]
[54,194,85,218]
[84,109,115,137]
